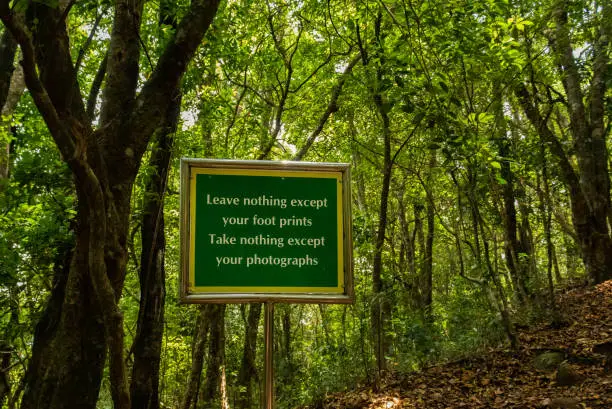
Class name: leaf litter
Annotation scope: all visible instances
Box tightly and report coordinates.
[303,280,612,409]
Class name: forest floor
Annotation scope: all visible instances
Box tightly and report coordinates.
[309,280,612,409]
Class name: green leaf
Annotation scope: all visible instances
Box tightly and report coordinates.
[496,174,507,185]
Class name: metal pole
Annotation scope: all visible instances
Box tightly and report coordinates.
[263,302,274,409]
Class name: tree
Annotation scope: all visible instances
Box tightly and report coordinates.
[0,1,221,408]
[236,304,262,409]
[1,0,609,407]
[515,0,612,284]
[0,24,21,187]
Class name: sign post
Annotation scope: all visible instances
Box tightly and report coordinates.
[180,159,353,407]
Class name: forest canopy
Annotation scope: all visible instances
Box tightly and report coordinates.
[0,0,610,408]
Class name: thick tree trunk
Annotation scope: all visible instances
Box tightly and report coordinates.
[0,0,221,407]
[516,81,612,285]
[516,2,612,284]
[130,92,180,409]
[554,4,612,280]
[20,238,107,409]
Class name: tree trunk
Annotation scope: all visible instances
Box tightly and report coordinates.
[130,91,181,409]
[479,205,519,349]
[0,289,20,408]
[282,306,292,366]
[20,238,107,409]
[181,306,212,409]
[371,103,392,378]
[553,4,612,274]
[412,203,426,308]
[350,119,368,215]
[421,152,436,323]
[516,80,612,285]
[536,160,556,309]
[0,28,20,186]
[516,2,612,284]
[0,1,221,408]
[494,85,530,302]
[498,136,530,302]
[368,10,393,379]
[552,245,562,283]
[236,304,262,409]
[0,26,17,109]
[0,342,9,408]
[200,304,226,408]
[461,167,518,348]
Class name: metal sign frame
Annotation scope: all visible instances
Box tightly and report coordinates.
[179,159,354,304]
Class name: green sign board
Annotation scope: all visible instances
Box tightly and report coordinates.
[180,159,353,303]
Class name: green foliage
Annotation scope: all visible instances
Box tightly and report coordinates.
[0,94,74,404]
[2,0,608,407]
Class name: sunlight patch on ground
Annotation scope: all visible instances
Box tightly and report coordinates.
[371,395,401,408]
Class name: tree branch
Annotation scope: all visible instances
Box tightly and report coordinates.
[257,15,301,160]
[0,25,17,110]
[290,51,332,94]
[222,64,275,106]
[589,3,610,143]
[551,2,588,145]
[74,6,107,73]
[127,0,221,168]
[86,51,108,120]
[293,55,360,160]
[99,0,145,129]
[25,1,88,125]
[0,3,77,163]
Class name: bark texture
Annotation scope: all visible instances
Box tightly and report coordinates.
[129,91,181,409]
[515,1,612,284]
[0,26,17,183]
[200,305,227,408]
[0,27,17,109]
[181,306,212,409]
[0,1,221,408]
[236,304,262,409]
